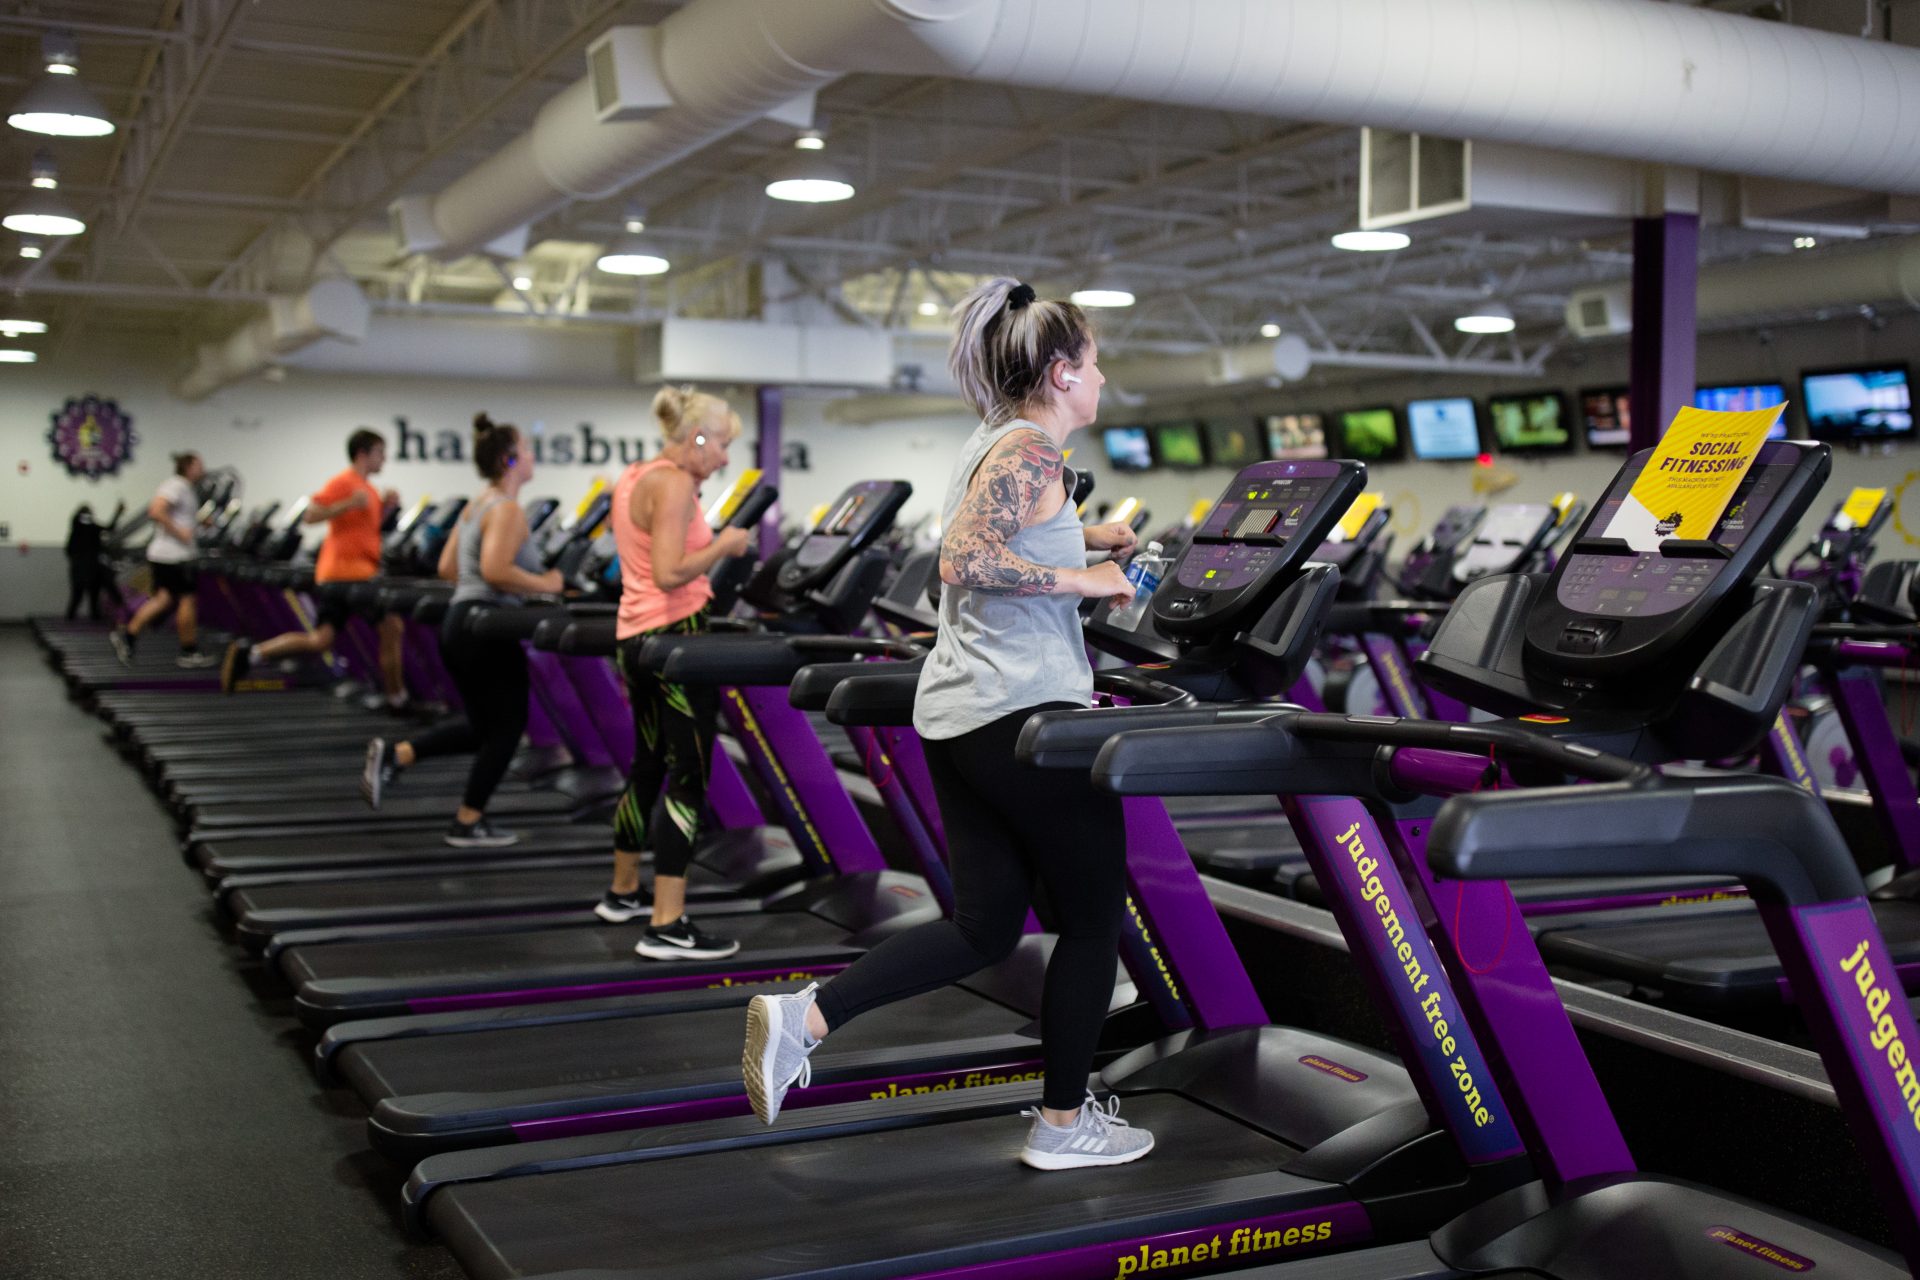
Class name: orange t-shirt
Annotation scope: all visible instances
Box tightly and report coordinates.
[312,467,383,583]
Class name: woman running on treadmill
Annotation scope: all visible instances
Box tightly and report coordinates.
[594,385,752,961]
[361,415,563,848]
[743,278,1149,1170]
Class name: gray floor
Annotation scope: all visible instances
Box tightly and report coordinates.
[0,627,462,1279]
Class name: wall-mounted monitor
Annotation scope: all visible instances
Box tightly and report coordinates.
[1263,412,1328,460]
[1487,391,1573,454]
[1694,383,1790,439]
[1581,386,1632,450]
[1405,397,1483,461]
[1202,418,1262,468]
[1800,364,1913,442]
[1336,406,1404,462]
[1152,421,1209,469]
[1102,426,1154,472]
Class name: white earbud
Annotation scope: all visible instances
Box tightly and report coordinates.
[694,434,707,446]
[1062,373,1082,386]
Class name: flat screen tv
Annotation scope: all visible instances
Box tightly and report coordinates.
[1694,383,1790,439]
[1487,391,1572,453]
[1336,406,1404,462]
[1263,412,1328,460]
[1800,365,1913,442]
[1581,386,1632,450]
[1152,421,1208,469]
[1202,417,1262,467]
[1405,397,1482,461]
[1102,426,1153,472]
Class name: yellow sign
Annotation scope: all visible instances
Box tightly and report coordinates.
[1549,491,1580,523]
[807,503,832,530]
[705,468,763,525]
[1603,405,1783,551]
[1108,496,1141,527]
[1838,486,1887,531]
[1333,492,1384,542]
[574,476,607,520]
[1186,498,1213,527]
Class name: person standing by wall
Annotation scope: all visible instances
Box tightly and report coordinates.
[112,452,216,667]
[221,429,407,703]
[63,504,106,621]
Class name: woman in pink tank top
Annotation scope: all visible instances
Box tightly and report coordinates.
[598,386,753,960]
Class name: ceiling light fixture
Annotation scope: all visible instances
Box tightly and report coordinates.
[917,300,941,317]
[19,241,42,259]
[1453,302,1516,335]
[595,233,670,276]
[765,151,856,203]
[0,349,39,363]
[622,206,646,234]
[1331,229,1410,252]
[1070,261,1135,308]
[510,273,533,291]
[9,32,114,138]
[1259,322,1283,338]
[0,318,48,336]
[1793,235,1817,250]
[794,129,826,152]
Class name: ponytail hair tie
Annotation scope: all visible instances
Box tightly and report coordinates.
[1007,283,1037,310]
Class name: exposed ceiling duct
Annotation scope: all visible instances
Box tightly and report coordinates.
[1565,233,1920,337]
[403,0,1920,262]
[174,280,371,401]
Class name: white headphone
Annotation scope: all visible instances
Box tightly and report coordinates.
[1061,373,1082,386]
[694,434,707,446]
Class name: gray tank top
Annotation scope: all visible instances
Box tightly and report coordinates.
[914,421,1092,740]
[451,494,546,605]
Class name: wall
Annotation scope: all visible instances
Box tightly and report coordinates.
[3,309,1917,618]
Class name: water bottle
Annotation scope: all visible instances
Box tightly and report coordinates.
[1109,541,1167,631]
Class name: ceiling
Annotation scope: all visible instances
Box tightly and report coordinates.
[4,0,1919,378]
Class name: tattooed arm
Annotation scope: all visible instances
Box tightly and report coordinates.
[940,430,1133,600]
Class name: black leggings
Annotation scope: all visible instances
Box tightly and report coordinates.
[814,703,1128,1110]
[613,611,717,879]
[407,606,530,813]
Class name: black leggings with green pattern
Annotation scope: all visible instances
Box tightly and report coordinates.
[613,611,717,879]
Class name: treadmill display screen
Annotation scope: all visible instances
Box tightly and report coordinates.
[1555,455,1793,619]
[1182,461,1342,594]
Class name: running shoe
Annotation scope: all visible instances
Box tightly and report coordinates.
[595,888,651,923]
[637,915,741,961]
[445,817,518,848]
[1019,1091,1155,1171]
[108,629,134,666]
[361,738,398,810]
[742,983,820,1124]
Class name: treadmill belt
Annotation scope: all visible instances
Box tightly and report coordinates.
[431,1093,1298,1280]
[1541,899,1920,1001]
[190,788,578,829]
[196,824,609,875]
[231,867,612,922]
[345,986,1018,1103]
[285,911,845,987]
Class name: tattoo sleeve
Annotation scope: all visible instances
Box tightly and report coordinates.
[941,431,1067,597]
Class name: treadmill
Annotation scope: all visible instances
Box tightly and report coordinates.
[274,478,928,1027]
[403,456,1546,1279]
[1074,450,1920,1277]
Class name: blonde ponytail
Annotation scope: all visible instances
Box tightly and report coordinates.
[652,384,740,445]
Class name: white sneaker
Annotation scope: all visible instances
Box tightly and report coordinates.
[1019,1092,1155,1171]
[742,983,820,1124]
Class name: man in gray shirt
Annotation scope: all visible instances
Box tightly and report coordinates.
[111,452,217,668]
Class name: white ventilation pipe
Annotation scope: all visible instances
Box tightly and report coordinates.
[174,279,371,401]
[414,0,1920,260]
[1566,233,1920,333]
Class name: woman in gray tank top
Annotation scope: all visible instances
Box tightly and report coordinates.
[361,414,563,849]
[743,278,1161,1171]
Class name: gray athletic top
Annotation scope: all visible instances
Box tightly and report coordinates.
[451,494,546,605]
[914,421,1091,740]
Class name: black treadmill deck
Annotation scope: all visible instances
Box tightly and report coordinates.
[429,1092,1314,1280]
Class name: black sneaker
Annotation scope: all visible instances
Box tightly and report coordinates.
[361,738,398,810]
[636,915,741,962]
[108,629,134,667]
[220,640,252,693]
[595,887,651,923]
[445,817,518,849]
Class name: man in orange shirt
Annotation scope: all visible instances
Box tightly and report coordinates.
[221,428,407,703]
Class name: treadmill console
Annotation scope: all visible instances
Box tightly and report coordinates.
[1529,440,1828,670]
[776,480,912,592]
[1153,459,1365,637]
[1453,503,1556,584]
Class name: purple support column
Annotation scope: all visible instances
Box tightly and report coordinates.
[1628,212,1699,450]
[754,385,784,560]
